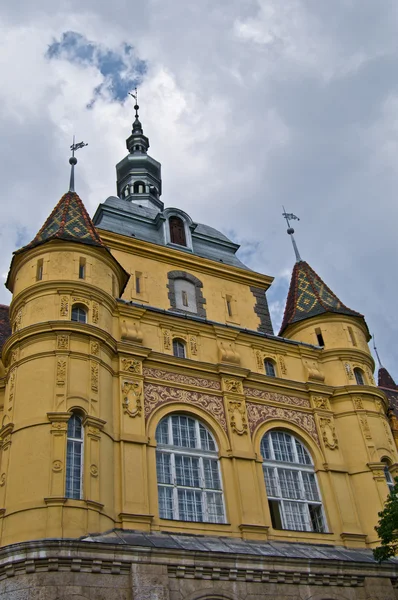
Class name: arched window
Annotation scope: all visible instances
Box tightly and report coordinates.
[66,413,84,499]
[133,181,145,194]
[354,368,365,386]
[71,304,87,324]
[174,279,197,313]
[261,430,326,532]
[383,461,395,494]
[173,338,186,358]
[169,216,187,246]
[264,359,276,377]
[155,414,225,523]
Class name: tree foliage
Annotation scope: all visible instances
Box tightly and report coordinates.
[373,478,398,562]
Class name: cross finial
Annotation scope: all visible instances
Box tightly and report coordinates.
[69,136,88,192]
[129,87,139,119]
[373,334,383,368]
[282,206,302,262]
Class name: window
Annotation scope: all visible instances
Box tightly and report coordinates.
[36,259,43,281]
[261,431,326,532]
[133,181,145,194]
[226,296,233,318]
[173,338,186,358]
[182,290,188,307]
[71,305,87,323]
[383,462,395,494]
[135,272,142,294]
[264,359,276,377]
[66,413,84,499]
[169,216,187,246]
[174,279,197,313]
[315,327,325,347]
[156,414,225,523]
[348,326,357,346]
[354,368,365,386]
[79,258,86,280]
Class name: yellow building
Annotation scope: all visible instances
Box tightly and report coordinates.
[0,106,397,599]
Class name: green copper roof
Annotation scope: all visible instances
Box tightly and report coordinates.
[279,260,363,335]
[19,191,105,252]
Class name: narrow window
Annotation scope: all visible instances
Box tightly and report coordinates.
[133,181,145,194]
[135,272,142,294]
[71,305,87,324]
[226,296,233,317]
[124,186,130,197]
[169,216,187,246]
[36,259,43,281]
[79,258,86,280]
[315,327,324,347]
[354,368,365,386]
[261,431,326,533]
[182,290,188,307]
[173,338,186,358]
[264,360,276,377]
[66,414,83,499]
[348,326,357,346]
[156,414,225,523]
[383,462,395,494]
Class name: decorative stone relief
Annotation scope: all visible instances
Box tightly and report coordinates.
[72,295,89,306]
[122,381,143,418]
[189,335,198,355]
[51,422,67,431]
[218,341,240,364]
[57,335,69,350]
[121,320,143,343]
[56,358,66,386]
[244,386,310,408]
[14,309,22,331]
[91,362,99,392]
[121,358,142,374]
[92,302,99,324]
[375,399,384,414]
[344,362,354,380]
[382,419,395,452]
[144,383,227,433]
[303,359,325,382]
[90,341,100,356]
[143,367,221,390]
[88,426,101,438]
[228,399,248,435]
[52,460,63,472]
[319,417,338,449]
[359,415,372,440]
[353,396,364,410]
[60,296,69,317]
[163,329,171,351]
[90,464,99,477]
[0,474,6,487]
[366,367,375,385]
[10,349,19,365]
[8,370,16,406]
[255,350,263,371]
[246,402,320,445]
[223,378,243,394]
[311,396,330,411]
[278,356,287,375]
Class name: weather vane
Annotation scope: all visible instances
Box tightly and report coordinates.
[282,206,301,262]
[129,86,139,119]
[69,136,88,193]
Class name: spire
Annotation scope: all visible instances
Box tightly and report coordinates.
[373,335,383,368]
[69,138,88,193]
[279,260,364,336]
[282,208,301,262]
[126,87,149,154]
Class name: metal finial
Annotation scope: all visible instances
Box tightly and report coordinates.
[282,206,301,262]
[373,334,383,368]
[69,136,88,192]
[129,87,139,119]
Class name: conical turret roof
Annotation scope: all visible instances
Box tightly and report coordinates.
[18,191,105,253]
[279,260,364,336]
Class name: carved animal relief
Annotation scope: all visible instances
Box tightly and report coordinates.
[223,378,243,394]
[121,358,142,374]
[311,396,330,411]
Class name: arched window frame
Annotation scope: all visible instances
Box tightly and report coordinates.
[261,430,327,533]
[155,414,226,523]
[66,412,84,499]
[264,358,276,377]
[354,367,365,386]
[163,209,193,251]
[172,338,187,359]
[133,181,146,194]
[382,459,395,494]
[167,271,207,317]
[71,304,87,324]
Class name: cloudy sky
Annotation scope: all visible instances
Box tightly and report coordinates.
[1,0,398,379]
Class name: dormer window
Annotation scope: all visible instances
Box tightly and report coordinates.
[133,181,145,194]
[169,216,187,246]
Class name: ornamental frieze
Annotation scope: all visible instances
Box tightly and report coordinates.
[144,383,227,432]
[246,401,320,445]
[244,387,310,408]
[143,367,221,390]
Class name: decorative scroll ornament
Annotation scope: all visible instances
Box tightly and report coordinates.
[246,402,320,445]
[319,417,338,449]
[52,460,63,472]
[92,302,99,324]
[228,399,248,435]
[91,341,100,356]
[56,358,66,386]
[60,296,69,317]
[0,473,6,487]
[91,362,99,392]
[72,295,89,306]
[382,419,395,452]
[122,381,142,418]
[366,367,375,385]
[57,335,69,350]
[255,350,263,371]
[121,358,142,374]
[344,362,354,380]
[278,356,287,375]
[8,370,16,405]
[163,329,171,351]
[10,349,19,365]
[14,309,22,331]
[143,367,220,390]
[223,378,243,394]
[190,335,198,355]
[311,396,330,411]
[353,396,364,410]
[359,415,372,440]
[90,464,99,477]
[245,387,310,408]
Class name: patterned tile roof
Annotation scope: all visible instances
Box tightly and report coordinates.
[0,305,11,353]
[279,261,363,335]
[378,367,398,417]
[19,191,105,252]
